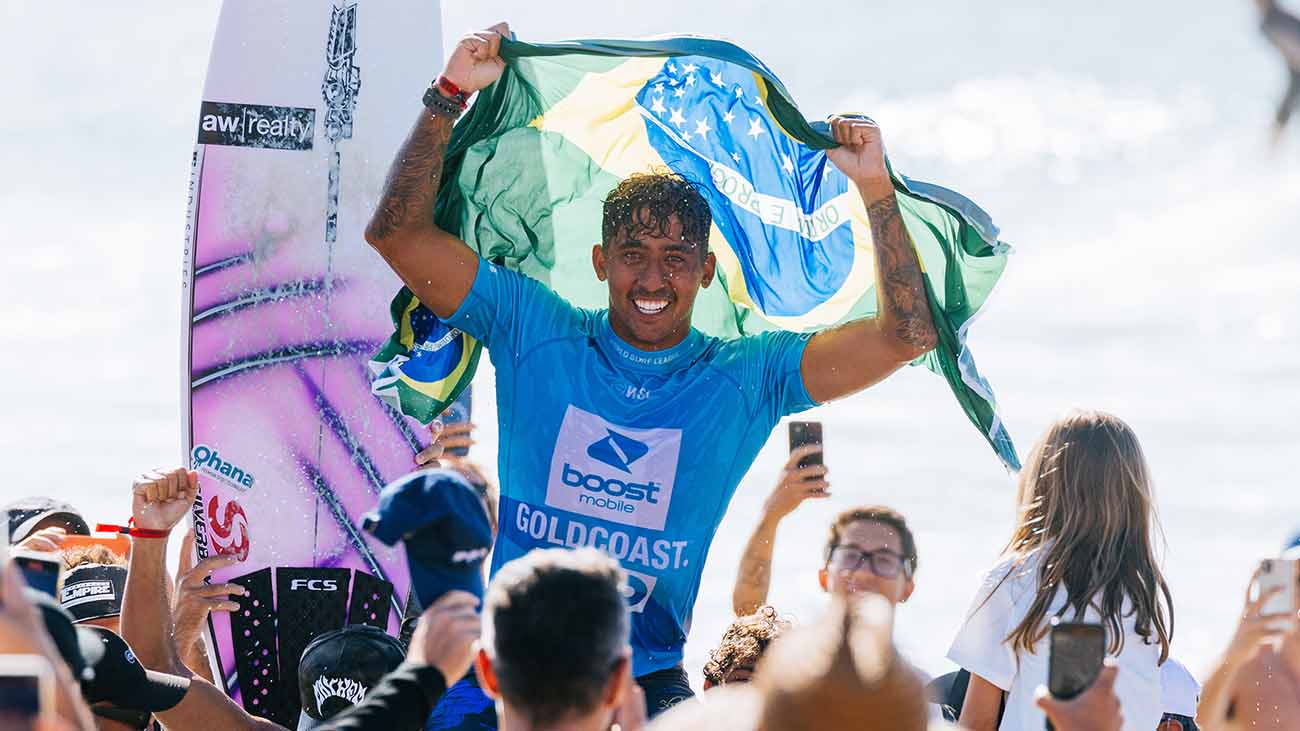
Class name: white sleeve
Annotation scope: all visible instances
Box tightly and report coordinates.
[946,562,1020,691]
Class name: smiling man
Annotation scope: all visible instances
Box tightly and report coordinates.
[365,23,937,714]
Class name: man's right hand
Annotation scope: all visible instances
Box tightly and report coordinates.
[14,526,68,554]
[407,591,481,681]
[132,468,198,534]
[761,445,831,523]
[443,23,510,94]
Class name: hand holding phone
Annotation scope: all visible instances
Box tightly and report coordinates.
[788,421,823,470]
[1257,558,1299,630]
[1046,620,1106,730]
[0,654,55,731]
[10,553,62,600]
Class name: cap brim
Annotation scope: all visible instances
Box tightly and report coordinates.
[12,510,90,543]
[298,709,326,731]
[136,668,191,712]
[408,560,484,609]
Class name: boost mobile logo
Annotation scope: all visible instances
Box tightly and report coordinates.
[197,101,315,150]
[545,406,680,531]
[587,430,649,473]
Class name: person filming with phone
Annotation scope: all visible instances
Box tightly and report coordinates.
[948,410,1175,731]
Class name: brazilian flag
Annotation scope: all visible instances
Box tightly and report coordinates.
[369,36,1020,470]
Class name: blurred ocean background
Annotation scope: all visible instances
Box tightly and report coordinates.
[4,0,1300,685]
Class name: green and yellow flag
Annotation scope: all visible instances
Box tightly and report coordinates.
[370,36,1020,469]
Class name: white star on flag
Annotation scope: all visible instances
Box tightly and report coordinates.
[694,118,711,138]
[650,96,666,115]
[731,151,741,162]
[747,118,764,139]
[682,130,693,141]
[734,86,744,98]
[710,71,724,86]
[669,77,680,86]
[722,110,735,123]
[670,108,686,126]
[667,62,677,74]
[685,74,696,87]
[674,86,686,98]
[754,94,764,105]
[654,82,664,92]
[682,62,698,73]
[781,154,794,173]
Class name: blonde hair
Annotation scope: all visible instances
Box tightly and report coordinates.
[1000,410,1173,662]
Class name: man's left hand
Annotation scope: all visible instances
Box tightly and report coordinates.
[825,115,890,194]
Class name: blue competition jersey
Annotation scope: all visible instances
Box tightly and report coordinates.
[447,261,816,676]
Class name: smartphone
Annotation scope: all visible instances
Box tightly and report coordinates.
[1257,558,1299,627]
[1047,620,1105,703]
[60,533,131,559]
[441,385,473,457]
[11,552,63,598]
[0,655,55,731]
[788,421,823,469]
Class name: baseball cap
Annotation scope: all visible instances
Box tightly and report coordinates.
[24,589,189,712]
[61,563,128,623]
[362,469,493,608]
[296,625,406,730]
[5,497,90,543]
[77,626,191,712]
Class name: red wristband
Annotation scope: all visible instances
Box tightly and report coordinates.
[97,520,170,539]
[435,75,469,109]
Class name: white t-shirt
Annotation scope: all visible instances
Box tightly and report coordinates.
[947,551,1163,731]
[1160,657,1200,717]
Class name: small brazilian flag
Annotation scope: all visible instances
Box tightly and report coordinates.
[370,36,1020,469]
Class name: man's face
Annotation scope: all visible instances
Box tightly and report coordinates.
[818,520,915,606]
[592,213,716,351]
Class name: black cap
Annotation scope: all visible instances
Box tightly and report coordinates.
[77,626,191,712]
[61,564,128,623]
[26,588,96,682]
[4,497,90,543]
[296,625,405,730]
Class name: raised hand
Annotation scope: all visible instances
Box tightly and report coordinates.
[443,22,511,94]
[407,590,482,682]
[173,554,246,662]
[825,115,890,192]
[416,419,477,467]
[761,444,831,522]
[131,468,198,534]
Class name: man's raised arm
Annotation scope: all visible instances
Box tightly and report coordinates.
[363,23,509,320]
[800,116,938,404]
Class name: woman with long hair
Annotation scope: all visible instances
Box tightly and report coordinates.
[949,410,1175,731]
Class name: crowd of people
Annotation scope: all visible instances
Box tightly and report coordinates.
[4,410,1300,731]
[6,16,1300,731]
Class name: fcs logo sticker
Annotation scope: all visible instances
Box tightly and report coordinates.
[207,494,250,561]
[622,569,658,613]
[587,430,649,473]
[290,579,339,591]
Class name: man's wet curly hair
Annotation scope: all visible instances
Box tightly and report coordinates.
[702,605,790,686]
[601,172,712,256]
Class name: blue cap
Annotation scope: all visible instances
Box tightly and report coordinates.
[362,469,492,609]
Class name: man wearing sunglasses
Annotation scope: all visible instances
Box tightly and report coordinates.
[817,507,917,605]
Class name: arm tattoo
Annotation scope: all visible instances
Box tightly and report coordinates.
[366,109,454,242]
[867,195,938,350]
